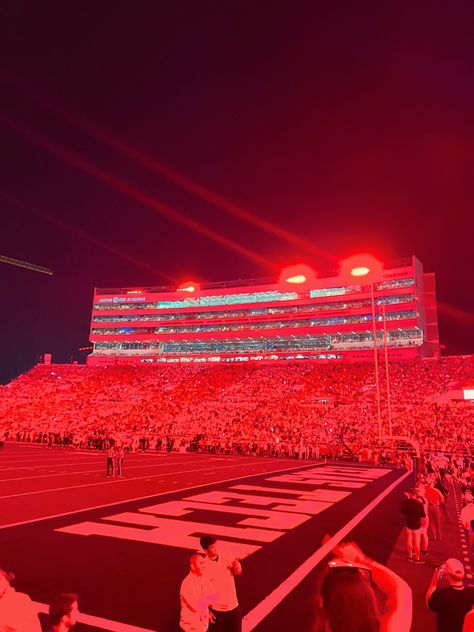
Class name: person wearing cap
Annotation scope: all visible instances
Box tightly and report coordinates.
[426,558,474,632]
[0,568,41,632]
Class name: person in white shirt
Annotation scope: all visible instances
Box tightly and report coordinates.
[0,568,42,632]
[460,502,474,555]
[200,535,242,632]
[180,553,215,632]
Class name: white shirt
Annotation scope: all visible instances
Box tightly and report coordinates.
[179,572,210,632]
[0,587,42,632]
[203,552,239,612]
[461,504,474,529]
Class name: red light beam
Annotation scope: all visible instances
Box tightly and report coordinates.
[2,193,174,282]
[0,110,274,271]
[1,76,336,263]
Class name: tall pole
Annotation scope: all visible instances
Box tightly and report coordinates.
[382,303,392,438]
[0,254,53,275]
[370,282,382,442]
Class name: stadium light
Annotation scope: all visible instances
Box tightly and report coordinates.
[286,274,307,284]
[279,264,316,288]
[351,266,371,277]
[177,281,200,294]
[339,254,383,283]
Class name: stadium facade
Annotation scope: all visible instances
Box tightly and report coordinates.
[87,256,439,366]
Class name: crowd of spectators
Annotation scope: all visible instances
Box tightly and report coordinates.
[1,357,474,631]
[0,356,472,460]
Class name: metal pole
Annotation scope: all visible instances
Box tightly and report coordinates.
[382,303,392,438]
[370,282,382,442]
[0,254,53,275]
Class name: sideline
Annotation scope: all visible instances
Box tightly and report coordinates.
[242,467,412,631]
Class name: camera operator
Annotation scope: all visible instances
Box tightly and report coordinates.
[426,558,474,632]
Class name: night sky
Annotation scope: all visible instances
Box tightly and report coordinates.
[1,2,473,384]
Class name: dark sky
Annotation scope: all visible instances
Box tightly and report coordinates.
[0,1,473,383]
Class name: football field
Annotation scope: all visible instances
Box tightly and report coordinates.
[0,444,412,631]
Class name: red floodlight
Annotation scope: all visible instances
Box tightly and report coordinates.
[177,281,200,294]
[279,264,316,288]
[339,254,383,283]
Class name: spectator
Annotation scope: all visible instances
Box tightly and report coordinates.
[200,535,242,632]
[415,482,430,556]
[426,559,474,632]
[105,444,115,477]
[114,445,125,478]
[460,501,474,555]
[0,568,41,632]
[401,488,426,563]
[48,594,79,632]
[425,478,444,541]
[315,541,412,632]
[179,553,215,632]
[463,606,474,632]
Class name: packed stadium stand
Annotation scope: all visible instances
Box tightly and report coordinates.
[1,356,473,456]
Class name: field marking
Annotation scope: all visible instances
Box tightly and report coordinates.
[34,601,157,632]
[0,461,304,500]
[0,452,202,468]
[0,456,230,483]
[242,468,412,631]
[0,461,340,529]
[0,455,319,499]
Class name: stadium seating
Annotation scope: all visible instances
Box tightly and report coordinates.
[0,357,473,456]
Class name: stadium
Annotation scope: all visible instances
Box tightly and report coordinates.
[1,6,474,632]
[88,256,438,366]
[1,253,474,632]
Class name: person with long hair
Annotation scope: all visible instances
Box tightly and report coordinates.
[314,541,412,632]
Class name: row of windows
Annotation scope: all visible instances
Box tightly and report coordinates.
[93,328,423,355]
[93,278,415,311]
[91,309,417,337]
[308,277,414,298]
[95,290,298,310]
[137,353,344,364]
[92,293,415,324]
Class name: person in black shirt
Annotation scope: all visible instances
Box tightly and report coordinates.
[426,558,474,632]
[401,488,425,563]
